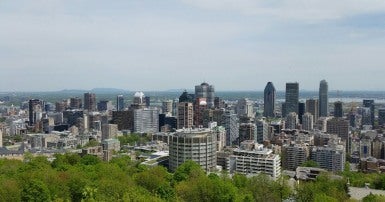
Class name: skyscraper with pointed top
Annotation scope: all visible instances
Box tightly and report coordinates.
[263,82,276,118]
[319,80,329,117]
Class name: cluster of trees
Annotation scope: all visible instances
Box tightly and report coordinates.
[0,153,363,201]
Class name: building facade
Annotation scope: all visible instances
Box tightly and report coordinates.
[169,128,217,172]
[319,80,329,117]
[263,82,276,118]
[284,82,299,117]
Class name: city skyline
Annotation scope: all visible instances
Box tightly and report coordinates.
[1,1,385,91]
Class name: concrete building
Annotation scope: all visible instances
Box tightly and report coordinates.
[111,110,133,131]
[238,123,257,145]
[285,112,298,130]
[169,128,217,172]
[327,118,349,142]
[282,143,309,171]
[302,113,314,131]
[223,110,239,146]
[306,99,319,123]
[327,118,350,153]
[133,108,159,133]
[319,80,329,117]
[101,124,118,140]
[359,137,372,158]
[70,97,82,109]
[84,92,96,111]
[211,123,226,151]
[229,140,281,180]
[194,98,207,127]
[102,138,121,161]
[311,145,345,173]
[256,119,268,144]
[284,82,299,117]
[162,100,173,114]
[236,98,254,118]
[131,92,146,109]
[195,82,215,108]
[177,102,193,129]
[263,82,276,118]
[29,99,44,126]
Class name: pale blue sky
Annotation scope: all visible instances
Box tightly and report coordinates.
[1,0,385,92]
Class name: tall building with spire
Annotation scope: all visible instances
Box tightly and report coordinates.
[284,82,299,117]
[195,82,215,108]
[319,80,329,117]
[263,82,276,118]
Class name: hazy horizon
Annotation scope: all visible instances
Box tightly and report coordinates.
[1,1,385,91]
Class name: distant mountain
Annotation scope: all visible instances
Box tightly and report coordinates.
[90,88,130,93]
[58,88,130,94]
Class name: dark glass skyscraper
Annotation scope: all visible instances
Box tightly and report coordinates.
[363,99,375,126]
[319,80,328,117]
[284,82,299,117]
[263,82,276,118]
[334,101,343,118]
[195,82,215,108]
[117,95,124,111]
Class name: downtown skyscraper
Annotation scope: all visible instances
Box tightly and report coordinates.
[284,82,299,117]
[263,82,276,118]
[319,80,329,117]
[195,82,215,108]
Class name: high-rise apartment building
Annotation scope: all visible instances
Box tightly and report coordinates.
[195,82,215,108]
[236,98,254,118]
[229,140,281,179]
[238,123,257,145]
[84,93,96,111]
[306,99,319,122]
[256,119,268,144]
[311,145,345,173]
[319,80,329,117]
[29,99,44,126]
[282,143,309,171]
[223,110,239,146]
[101,124,118,140]
[263,82,276,118]
[162,100,173,114]
[284,82,299,117]
[169,128,217,172]
[285,112,298,130]
[302,113,314,131]
[70,97,82,109]
[116,95,124,111]
[177,102,193,129]
[194,98,207,127]
[131,92,146,109]
[133,108,159,133]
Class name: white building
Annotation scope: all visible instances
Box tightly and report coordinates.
[228,140,281,180]
[133,108,159,133]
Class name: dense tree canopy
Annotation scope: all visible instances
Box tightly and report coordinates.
[0,154,356,201]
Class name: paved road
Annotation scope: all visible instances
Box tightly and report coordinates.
[349,187,385,200]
